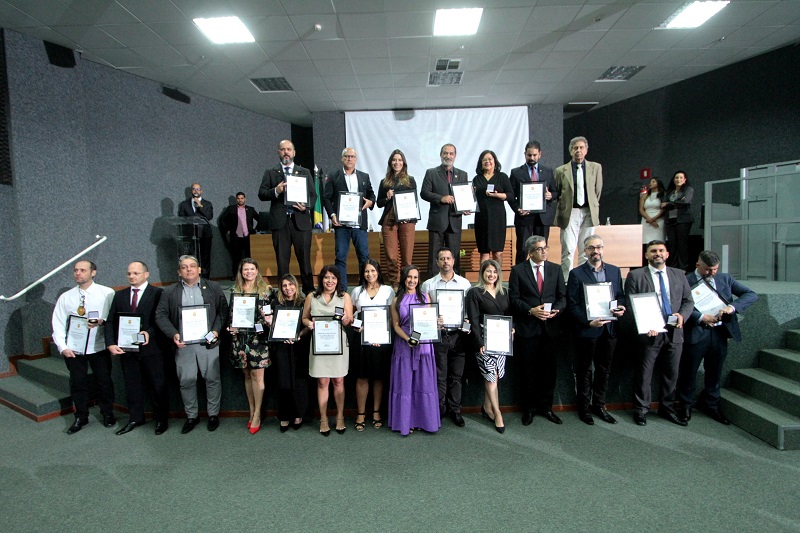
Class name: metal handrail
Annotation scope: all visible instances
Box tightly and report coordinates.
[0,235,108,302]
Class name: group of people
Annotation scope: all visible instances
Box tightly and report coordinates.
[639,170,695,271]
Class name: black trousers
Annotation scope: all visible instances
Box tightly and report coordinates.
[428,227,462,276]
[515,219,549,265]
[574,332,617,411]
[271,342,310,422]
[665,221,691,272]
[228,235,251,274]
[678,329,729,411]
[272,216,314,294]
[64,350,114,419]
[517,334,557,413]
[434,331,466,413]
[120,351,169,424]
[198,236,212,277]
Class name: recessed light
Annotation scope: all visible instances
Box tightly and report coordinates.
[434,8,483,36]
[194,16,255,44]
[658,1,729,29]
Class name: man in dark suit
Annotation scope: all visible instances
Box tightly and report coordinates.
[566,235,626,425]
[679,250,758,424]
[106,261,170,436]
[219,192,260,277]
[624,240,694,426]
[155,255,228,434]
[323,147,375,291]
[509,140,559,264]
[421,143,470,276]
[509,234,566,426]
[258,139,316,294]
[178,182,214,277]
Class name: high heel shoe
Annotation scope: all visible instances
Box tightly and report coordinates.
[247,421,251,429]
[279,422,290,433]
[481,406,495,421]
[320,420,330,437]
[291,418,303,430]
[355,412,366,432]
[249,422,261,435]
[335,417,346,435]
[495,425,505,434]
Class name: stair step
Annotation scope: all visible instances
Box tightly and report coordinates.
[729,368,800,418]
[786,330,800,352]
[759,348,800,381]
[721,388,800,450]
[0,375,73,417]
[16,356,78,394]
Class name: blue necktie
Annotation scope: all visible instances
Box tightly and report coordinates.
[657,271,672,318]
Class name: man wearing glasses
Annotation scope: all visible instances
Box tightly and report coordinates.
[178,183,214,278]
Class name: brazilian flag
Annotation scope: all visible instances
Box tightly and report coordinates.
[313,166,324,229]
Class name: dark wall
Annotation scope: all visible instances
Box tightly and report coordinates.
[564,43,800,230]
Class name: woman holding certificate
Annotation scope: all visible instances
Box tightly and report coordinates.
[473,150,514,265]
[350,260,395,431]
[302,265,353,436]
[662,170,694,271]
[377,149,418,287]
[227,259,272,435]
[466,260,510,433]
[387,265,440,436]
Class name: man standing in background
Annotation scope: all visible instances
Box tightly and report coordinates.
[219,191,259,277]
[178,182,214,278]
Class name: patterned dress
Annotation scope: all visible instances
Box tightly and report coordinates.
[229,290,271,369]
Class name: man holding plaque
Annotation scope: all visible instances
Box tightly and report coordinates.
[678,250,757,425]
[509,140,558,264]
[51,259,116,435]
[624,240,693,427]
[421,248,472,426]
[155,255,229,434]
[509,236,566,426]
[566,235,625,425]
[105,261,170,436]
[178,183,214,278]
[258,139,316,294]
[421,143,470,276]
[322,147,375,291]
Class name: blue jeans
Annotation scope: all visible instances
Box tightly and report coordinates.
[334,226,370,290]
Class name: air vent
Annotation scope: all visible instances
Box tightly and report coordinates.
[428,71,463,86]
[435,58,461,71]
[563,102,599,113]
[596,66,644,82]
[249,77,293,92]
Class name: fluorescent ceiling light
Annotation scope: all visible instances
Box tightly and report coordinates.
[194,16,255,44]
[659,1,729,29]
[434,8,483,36]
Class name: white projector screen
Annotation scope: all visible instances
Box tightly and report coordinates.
[344,106,529,231]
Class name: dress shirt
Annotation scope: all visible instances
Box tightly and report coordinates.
[343,168,359,193]
[529,260,545,285]
[52,282,115,354]
[589,263,607,283]
[132,281,149,306]
[647,264,670,302]
[571,161,586,208]
[421,272,472,301]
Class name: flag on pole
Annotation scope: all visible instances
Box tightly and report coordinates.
[313,165,324,230]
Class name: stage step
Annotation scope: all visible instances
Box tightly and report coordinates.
[0,375,73,418]
[721,388,800,451]
[16,356,75,393]
[786,330,800,352]
[729,368,800,418]
[759,348,800,382]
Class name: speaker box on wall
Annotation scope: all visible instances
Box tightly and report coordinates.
[43,41,76,68]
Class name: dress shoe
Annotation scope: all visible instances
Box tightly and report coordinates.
[181,418,199,434]
[102,414,117,428]
[683,407,692,421]
[320,421,330,437]
[67,418,89,435]
[591,406,618,424]
[292,419,303,430]
[451,412,465,427]
[578,412,595,425]
[249,423,261,435]
[704,408,731,425]
[541,410,563,425]
[658,410,688,426]
[279,423,290,433]
[115,421,142,435]
[521,411,534,426]
[154,421,168,435]
[335,417,346,434]
[495,425,505,434]
[481,406,495,421]
[207,416,220,432]
[633,413,647,426]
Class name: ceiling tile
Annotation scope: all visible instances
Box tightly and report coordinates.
[313,58,355,76]
[362,88,393,100]
[134,45,191,67]
[505,52,548,70]
[458,70,499,87]
[632,29,689,50]
[686,46,746,65]
[90,47,151,67]
[346,38,390,58]
[394,86,425,99]
[702,1,775,27]
[55,25,123,48]
[594,29,649,50]
[6,0,86,26]
[713,26,781,48]
[614,48,664,65]
[218,43,270,64]
[339,13,387,39]
[70,0,141,25]
[116,0,188,22]
[512,31,563,54]
[169,0,239,19]
[296,89,332,102]
[239,62,281,78]
[389,56,428,73]
[99,23,168,47]
[541,51,586,68]
[612,3,682,30]
[273,59,319,76]
[387,11,433,38]
[329,88,363,101]
[0,2,42,28]
[388,36,431,57]
[393,72,427,87]
[552,30,606,52]
[352,58,391,75]
[525,6,582,32]
[466,53,511,71]
[280,0,335,16]
[288,14,340,40]
[479,7,533,34]
[322,75,360,89]
[495,69,536,84]
[576,49,626,68]
[146,21,208,46]
[260,40,310,61]
[224,0,284,18]
[282,75,326,90]
[303,38,349,60]
[357,74,394,88]
[247,16,299,41]
[747,1,800,26]
[567,4,628,32]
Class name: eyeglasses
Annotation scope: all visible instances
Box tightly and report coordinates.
[585,245,604,251]
[342,155,356,159]
[533,247,549,253]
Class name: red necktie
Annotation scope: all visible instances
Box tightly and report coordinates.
[536,265,543,293]
[131,288,139,313]
[446,169,452,183]
[532,165,539,182]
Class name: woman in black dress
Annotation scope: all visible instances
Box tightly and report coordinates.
[662,170,694,271]
[473,150,514,265]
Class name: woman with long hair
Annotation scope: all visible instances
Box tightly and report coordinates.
[377,149,418,287]
[473,150,514,265]
[662,170,694,271]
[639,177,666,259]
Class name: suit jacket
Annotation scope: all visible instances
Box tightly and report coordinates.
[566,261,625,339]
[509,163,558,226]
[218,204,259,242]
[178,198,214,237]
[663,185,695,224]
[105,284,166,356]
[420,165,469,232]
[376,176,418,226]
[258,164,316,231]
[554,160,602,228]
[155,279,229,348]
[624,265,693,344]
[508,260,566,338]
[685,271,757,344]
[322,168,375,231]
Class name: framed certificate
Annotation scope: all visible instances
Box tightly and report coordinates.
[584,283,617,321]
[230,293,258,329]
[312,316,343,355]
[690,280,727,316]
[520,182,545,213]
[360,305,391,345]
[629,293,666,335]
[66,315,90,355]
[284,174,309,205]
[117,313,143,352]
[409,303,440,343]
[337,191,362,227]
[483,315,513,356]
[435,289,464,328]
[179,304,210,344]
[269,306,302,342]
[392,190,420,223]
[451,183,476,214]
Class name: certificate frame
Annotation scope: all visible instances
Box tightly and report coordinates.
[409,303,440,343]
[179,304,210,345]
[312,315,343,355]
[360,305,392,346]
[520,182,546,213]
[337,191,362,227]
[268,306,302,342]
[483,315,513,356]
[629,293,666,335]
[230,293,258,329]
[450,183,476,214]
[116,313,143,352]
[690,280,727,316]
[392,189,421,223]
[284,174,309,205]
[583,283,617,321]
[435,289,465,328]
[66,315,90,355]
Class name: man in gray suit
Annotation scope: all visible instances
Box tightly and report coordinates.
[421,143,470,276]
[624,240,693,426]
[554,136,602,281]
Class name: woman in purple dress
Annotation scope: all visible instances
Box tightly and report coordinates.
[387,265,441,436]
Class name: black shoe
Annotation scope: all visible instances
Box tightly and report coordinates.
[102,414,117,428]
[154,421,168,435]
[521,411,534,426]
[495,425,505,434]
[280,422,290,433]
[481,406,495,421]
[440,408,448,420]
[451,412,465,427]
[578,411,595,425]
[181,418,199,434]
[705,408,731,425]
[591,405,618,424]
[683,407,693,421]
[541,410,563,425]
[633,413,647,426]
[67,418,88,435]
[658,410,688,426]
[292,419,303,430]
[207,416,220,432]
[115,421,142,435]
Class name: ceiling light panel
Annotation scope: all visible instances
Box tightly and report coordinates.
[433,8,483,36]
[194,16,255,44]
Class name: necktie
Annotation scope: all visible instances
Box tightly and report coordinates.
[446,169,452,184]
[284,166,290,175]
[657,271,672,319]
[531,164,538,182]
[536,265,543,294]
[131,288,139,313]
[576,164,585,206]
